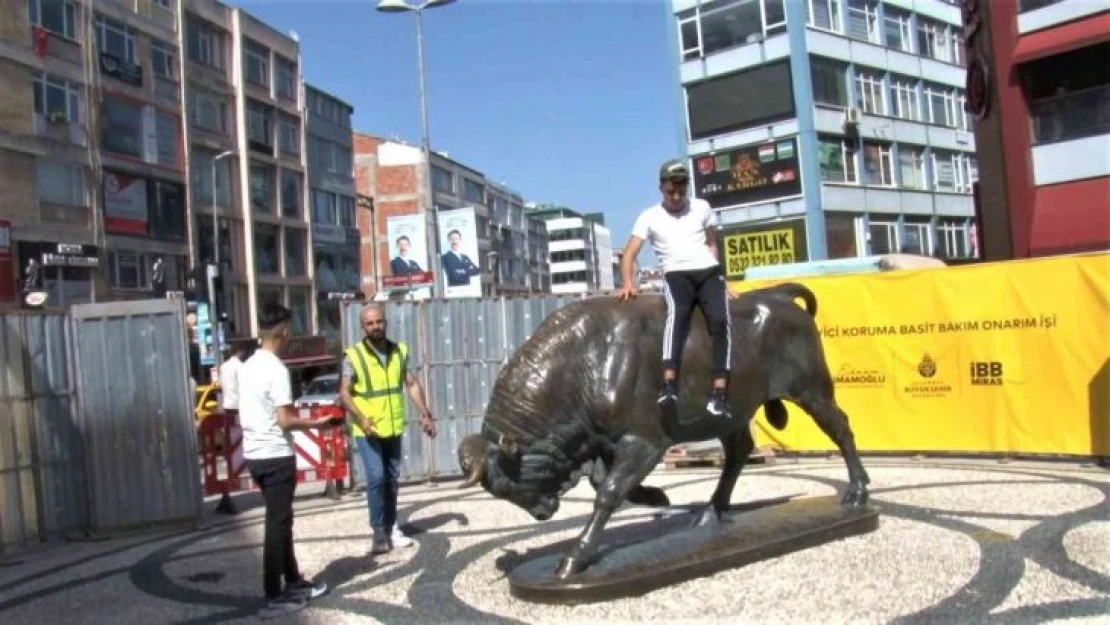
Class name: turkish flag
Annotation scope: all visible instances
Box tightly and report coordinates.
[33,26,49,58]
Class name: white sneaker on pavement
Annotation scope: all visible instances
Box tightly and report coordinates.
[391,527,414,548]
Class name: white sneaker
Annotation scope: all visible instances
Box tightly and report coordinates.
[391,527,414,548]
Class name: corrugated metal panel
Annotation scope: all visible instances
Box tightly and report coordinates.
[69,299,202,534]
[0,313,87,555]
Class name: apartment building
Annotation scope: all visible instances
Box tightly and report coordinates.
[526,204,614,295]
[1,0,186,310]
[966,0,1109,259]
[304,83,357,347]
[668,0,979,278]
[354,134,550,298]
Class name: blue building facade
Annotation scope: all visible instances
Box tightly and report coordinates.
[667,0,979,273]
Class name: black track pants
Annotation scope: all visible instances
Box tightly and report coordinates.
[661,264,731,379]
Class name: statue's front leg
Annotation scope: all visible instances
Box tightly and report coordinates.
[555,433,666,579]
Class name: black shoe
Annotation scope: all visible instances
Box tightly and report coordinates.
[706,389,731,418]
[657,380,678,406]
[286,578,329,600]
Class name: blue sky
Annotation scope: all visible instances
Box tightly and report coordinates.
[237,0,682,264]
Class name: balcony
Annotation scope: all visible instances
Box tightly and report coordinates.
[1031,84,1110,146]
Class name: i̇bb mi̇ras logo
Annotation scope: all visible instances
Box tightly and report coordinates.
[969,361,1004,386]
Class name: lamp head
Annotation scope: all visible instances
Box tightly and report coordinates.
[377,0,414,12]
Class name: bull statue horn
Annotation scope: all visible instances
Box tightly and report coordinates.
[456,434,489,489]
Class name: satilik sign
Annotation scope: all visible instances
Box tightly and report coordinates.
[719,219,809,279]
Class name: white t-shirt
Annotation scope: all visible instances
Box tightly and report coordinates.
[238,349,294,460]
[631,198,719,274]
[219,356,242,410]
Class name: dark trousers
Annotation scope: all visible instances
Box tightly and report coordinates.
[247,455,302,599]
[355,435,403,532]
[662,264,732,379]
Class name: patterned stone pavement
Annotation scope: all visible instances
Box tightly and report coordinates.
[0,457,1107,624]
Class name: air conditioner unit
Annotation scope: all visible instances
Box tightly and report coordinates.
[844,108,862,125]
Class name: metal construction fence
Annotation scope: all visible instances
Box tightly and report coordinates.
[0,299,202,556]
[341,294,583,483]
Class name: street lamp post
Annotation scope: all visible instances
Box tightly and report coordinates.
[211,149,235,372]
[377,0,455,298]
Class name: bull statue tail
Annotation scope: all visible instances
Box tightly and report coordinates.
[767,282,817,317]
[764,399,789,430]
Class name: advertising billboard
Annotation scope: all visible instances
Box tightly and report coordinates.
[384,213,433,297]
[692,137,802,209]
[103,171,150,235]
[437,207,482,298]
[719,219,808,280]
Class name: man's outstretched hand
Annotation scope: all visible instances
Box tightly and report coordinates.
[615,285,639,302]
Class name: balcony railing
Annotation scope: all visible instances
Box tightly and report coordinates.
[1031,84,1110,145]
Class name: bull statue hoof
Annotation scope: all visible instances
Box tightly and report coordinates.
[691,504,731,528]
[841,485,870,508]
[554,555,591,579]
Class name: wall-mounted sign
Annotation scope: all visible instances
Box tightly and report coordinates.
[103,171,149,235]
[719,219,808,279]
[693,137,803,209]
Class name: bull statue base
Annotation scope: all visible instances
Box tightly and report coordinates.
[457,283,875,581]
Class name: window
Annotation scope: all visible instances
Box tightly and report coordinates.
[464,179,485,204]
[312,190,336,223]
[100,96,143,158]
[278,115,299,154]
[889,76,918,121]
[846,0,879,44]
[151,40,176,80]
[275,58,296,99]
[248,100,272,146]
[898,145,927,189]
[281,169,301,219]
[825,212,860,259]
[253,223,280,274]
[30,0,76,39]
[432,165,454,193]
[196,217,234,269]
[154,110,179,169]
[33,72,82,123]
[868,219,898,254]
[188,89,226,133]
[883,9,912,53]
[1025,42,1110,145]
[901,218,933,255]
[338,196,355,227]
[36,160,84,205]
[676,0,787,61]
[924,83,959,127]
[1019,0,1067,11]
[931,149,974,193]
[937,219,969,258]
[244,41,269,87]
[861,142,894,186]
[108,251,149,290]
[289,288,310,335]
[151,180,186,240]
[191,149,232,206]
[818,138,857,183]
[917,19,953,64]
[284,229,306,276]
[811,56,849,107]
[807,0,842,32]
[855,70,885,115]
[250,164,273,213]
[186,19,223,69]
[95,15,136,64]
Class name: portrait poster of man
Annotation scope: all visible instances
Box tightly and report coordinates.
[385,214,431,298]
[437,207,482,298]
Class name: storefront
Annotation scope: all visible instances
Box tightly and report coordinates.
[313,224,361,350]
[16,241,100,309]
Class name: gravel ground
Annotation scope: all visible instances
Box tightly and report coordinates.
[0,458,1106,625]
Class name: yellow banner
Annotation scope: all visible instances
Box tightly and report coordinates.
[730,252,1110,456]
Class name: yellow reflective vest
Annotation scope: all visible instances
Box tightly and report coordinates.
[344,339,409,438]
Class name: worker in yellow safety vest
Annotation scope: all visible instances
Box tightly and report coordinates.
[339,303,437,555]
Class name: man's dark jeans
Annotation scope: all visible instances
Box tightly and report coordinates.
[355,435,403,532]
[247,455,303,599]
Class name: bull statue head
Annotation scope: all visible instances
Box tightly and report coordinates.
[456,432,565,521]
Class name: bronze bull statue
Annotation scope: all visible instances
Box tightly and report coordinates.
[457,283,871,579]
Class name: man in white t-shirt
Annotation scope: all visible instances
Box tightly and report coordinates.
[219,340,246,414]
[239,303,344,619]
[617,158,734,420]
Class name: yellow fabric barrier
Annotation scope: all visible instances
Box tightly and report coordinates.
[729,252,1110,456]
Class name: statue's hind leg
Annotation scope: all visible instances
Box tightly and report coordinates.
[555,433,667,579]
[796,391,871,507]
[692,425,755,527]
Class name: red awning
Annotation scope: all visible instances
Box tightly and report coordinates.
[1012,13,1110,64]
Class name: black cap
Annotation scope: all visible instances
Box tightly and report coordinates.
[659,158,689,182]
